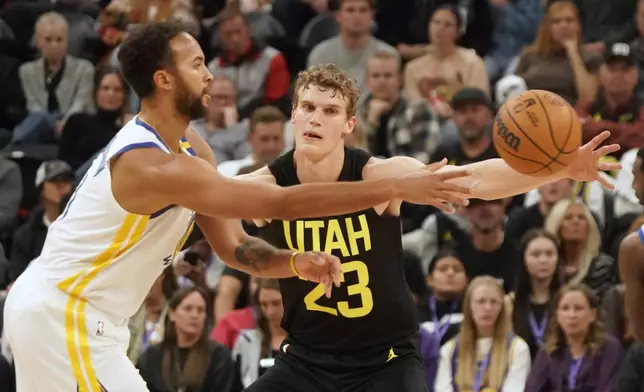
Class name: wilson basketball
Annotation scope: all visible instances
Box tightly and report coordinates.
[493,90,581,177]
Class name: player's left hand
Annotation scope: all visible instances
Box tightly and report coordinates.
[294,251,343,298]
[565,131,622,189]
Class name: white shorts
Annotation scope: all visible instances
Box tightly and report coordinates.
[4,266,149,391]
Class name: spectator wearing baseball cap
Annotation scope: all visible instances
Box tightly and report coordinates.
[576,43,644,160]
[8,160,73,283]
[432,87,498,167]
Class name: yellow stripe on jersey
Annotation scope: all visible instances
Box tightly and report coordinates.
[60,214,148,391]
[179,140,191,150]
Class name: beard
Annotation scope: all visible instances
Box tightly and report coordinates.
[174,76,207,120]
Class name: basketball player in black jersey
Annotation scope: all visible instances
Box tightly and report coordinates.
[227,63,620,392]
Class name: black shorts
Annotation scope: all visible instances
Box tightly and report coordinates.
[244,337,428,392]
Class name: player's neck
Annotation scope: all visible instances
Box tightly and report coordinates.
[139,100,189,153]
[294,145,345,183]
[432,43,456,59]
[176,332,200,348]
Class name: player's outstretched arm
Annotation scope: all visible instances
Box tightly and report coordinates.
[371,131,622,201]
[619,233,644,343]
[196,214,340,296]
[111,147,473,220]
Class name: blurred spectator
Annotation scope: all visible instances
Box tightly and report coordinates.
[297,1,339,68]
[431,87,497,165]
[613,342,644,392]
[417,248,467,391]
[505,179,575,244]
[460,198,520,293]
[232,278,286,388]
[58,65,131,170]
[190,76,250,164]
[307,0,397,91]
[9,160,73,283]
[214,265,253,323]
[418,247,468,349]
[211,276,258,349]
[511,0,601,104]
[601,284,635,351]
[630,0,644,100]
[402,209,471,274]
[208,7,290,119]
[494,74,528,107]
[544,199,617,300]
[0,159,22,244]
[137,287,236,392]
[485,0,544,82]
[13,12,94,145]
[509,229,563,359]
[576,0,637,51]
[128,266,179,364]
[218,106,285,177]
[404,5,489,117]
[526,284,623,392]
[435,276,530,392]
[0,54,26,143]
[358,51,441,163]
[577,43,644,159]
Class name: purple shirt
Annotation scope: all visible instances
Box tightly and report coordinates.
[525,334,623,392]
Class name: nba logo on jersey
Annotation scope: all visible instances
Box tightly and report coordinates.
[96,321,104,336]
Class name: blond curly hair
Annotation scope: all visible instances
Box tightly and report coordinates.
[292,64,361,118]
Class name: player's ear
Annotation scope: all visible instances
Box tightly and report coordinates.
[290,106,296,124]
[153,70,173,92]
[345,116,356,135]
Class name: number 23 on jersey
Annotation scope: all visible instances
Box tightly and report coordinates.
[304,260,373,318]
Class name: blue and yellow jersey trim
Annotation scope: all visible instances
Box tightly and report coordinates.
[57,214,149,392]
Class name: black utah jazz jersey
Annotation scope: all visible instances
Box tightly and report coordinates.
[259,147,418,353]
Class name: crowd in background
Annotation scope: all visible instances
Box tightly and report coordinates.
[1,0,644,390]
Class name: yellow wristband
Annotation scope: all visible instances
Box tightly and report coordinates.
[289,252,305,280]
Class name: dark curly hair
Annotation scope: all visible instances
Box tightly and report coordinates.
[117,20,187,99]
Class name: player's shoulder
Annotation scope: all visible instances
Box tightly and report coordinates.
[621,229,644,252]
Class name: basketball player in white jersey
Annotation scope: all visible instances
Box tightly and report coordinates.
[619,147,644,342]
[3,21,475,391]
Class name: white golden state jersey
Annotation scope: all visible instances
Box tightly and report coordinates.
[32,116,196,319]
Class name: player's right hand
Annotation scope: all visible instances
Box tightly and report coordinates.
[395,159,472,213]
[294,251,343,298]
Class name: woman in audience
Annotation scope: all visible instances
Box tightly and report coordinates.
[232,278,287,389]
[434,276,531,392]
[58,65,131,171]
[418,247,468,347]
[404,4,489,118]
[545,199,617,300]
[128,266,179,364]
[418,247,468,391]
[512,0,601,104]
[137,286,236,392]
[526,284,623,392]
[510,229,564,359]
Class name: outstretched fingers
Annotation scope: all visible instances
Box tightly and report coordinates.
[585,131,611,150]
[593,144,620,158]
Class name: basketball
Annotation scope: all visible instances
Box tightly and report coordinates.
[493,89,581,177]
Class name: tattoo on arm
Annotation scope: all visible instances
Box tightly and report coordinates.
[233,237,278,271]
